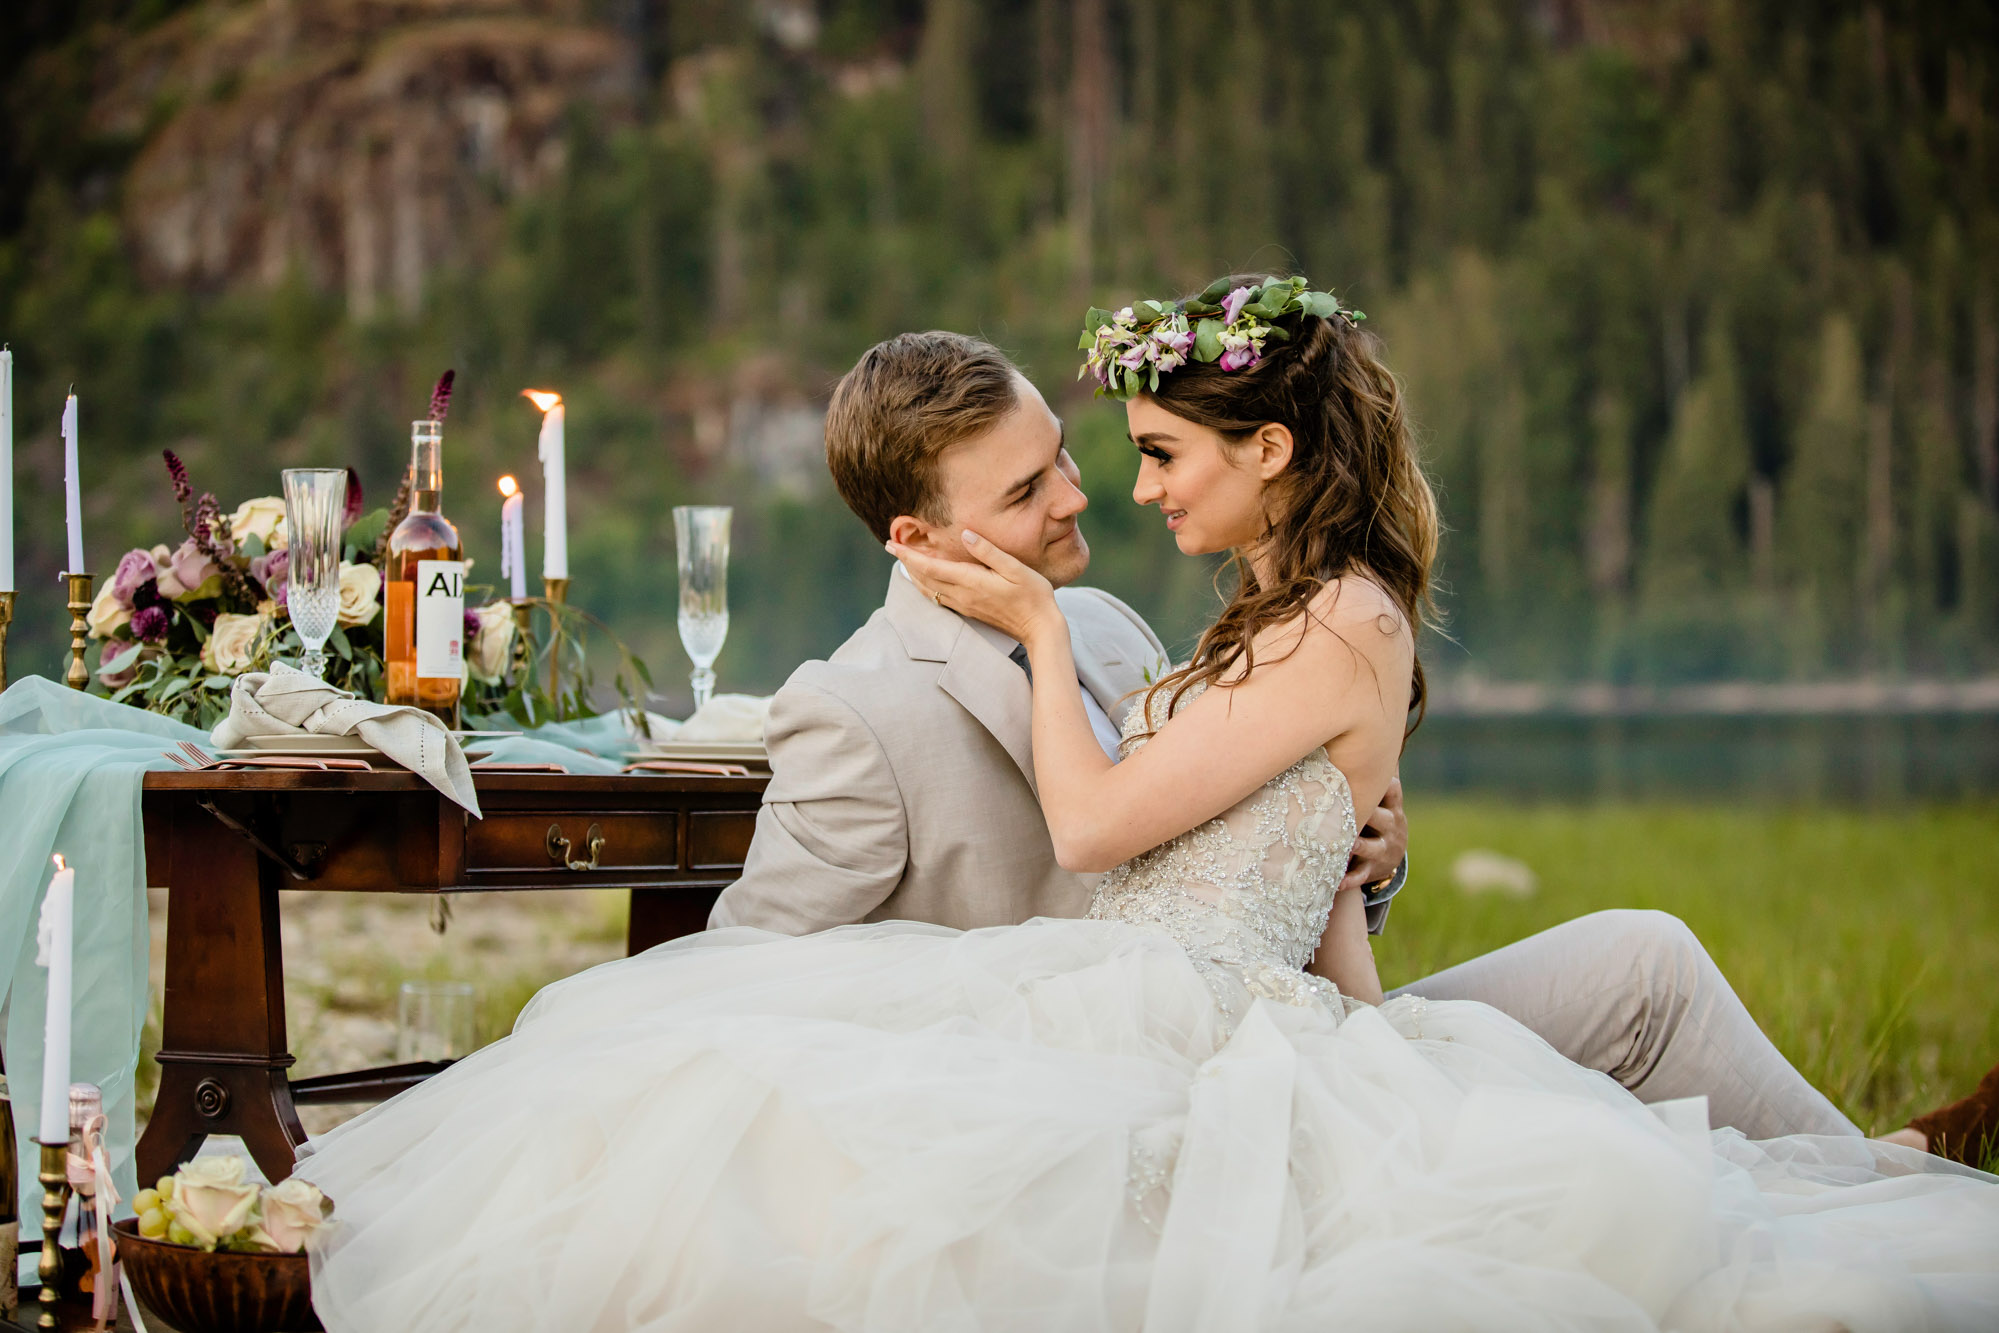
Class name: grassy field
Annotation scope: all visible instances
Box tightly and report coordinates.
[139,802,1999,1145]
[1376,801,1999,1138]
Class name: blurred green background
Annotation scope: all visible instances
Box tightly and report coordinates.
[6,0,1998,713]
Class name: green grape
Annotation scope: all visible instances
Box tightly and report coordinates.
[166,1220,197,1247]
[131,1188,161,1215]
[138,1208,169,1239]
[156,1176,176,1200]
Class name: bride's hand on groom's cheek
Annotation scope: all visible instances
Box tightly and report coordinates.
[886,532,1060,645]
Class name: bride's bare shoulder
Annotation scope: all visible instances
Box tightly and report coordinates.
[1250,572,1411,660]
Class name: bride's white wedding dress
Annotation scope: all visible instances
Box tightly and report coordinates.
[299,688,1999,1331]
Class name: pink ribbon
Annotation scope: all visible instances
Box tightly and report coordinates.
[64,1113,120,1329]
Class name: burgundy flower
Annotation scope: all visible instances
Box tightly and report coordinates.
[131,605,171,644]
[428,369,456,423]
[464,610,483,643]
[131,577,164,612]
[162,450,192,504]
[343,466,365,528]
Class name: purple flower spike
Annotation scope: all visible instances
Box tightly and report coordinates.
[429,369,456,423]
[131,606,171,644]
[1223,286,1255,325]
[343,467,365,528]
[162,450,193,504]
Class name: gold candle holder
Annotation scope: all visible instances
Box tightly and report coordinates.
[62,573,93,693]
[0,590,15,694]
[543,576,569,714]
[511,599,533,677]
[33,1139,67,1331]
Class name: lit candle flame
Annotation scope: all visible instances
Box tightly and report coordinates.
[498,474,519,498]
[52,854,66,871]
[522,389,562,412]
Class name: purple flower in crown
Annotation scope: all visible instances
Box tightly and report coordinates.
[1218,344,1260,372]
[1222,285,1256,325]
[131,605,171,644]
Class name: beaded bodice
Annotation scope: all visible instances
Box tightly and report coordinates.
[1086,682,1359,1025]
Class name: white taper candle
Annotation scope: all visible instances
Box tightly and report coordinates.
[37,856,75,1143]
[61,392,83,575]
[1,346,14,590]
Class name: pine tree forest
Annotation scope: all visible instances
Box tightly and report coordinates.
[3,0,1997,694]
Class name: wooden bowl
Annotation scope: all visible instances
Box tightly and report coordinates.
[111,1218,322,1332]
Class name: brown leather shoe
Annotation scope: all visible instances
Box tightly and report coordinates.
[1906,1060,1999,1166]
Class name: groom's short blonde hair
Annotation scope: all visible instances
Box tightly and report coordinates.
[825,331,1021,542]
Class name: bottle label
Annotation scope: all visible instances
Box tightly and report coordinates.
[415,560,466,679]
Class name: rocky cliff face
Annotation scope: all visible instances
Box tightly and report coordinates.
[97,0,639,316]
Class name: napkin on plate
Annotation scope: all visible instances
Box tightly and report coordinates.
[674,693,771,743]
[210,663,481,815]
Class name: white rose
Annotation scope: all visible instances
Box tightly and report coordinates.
[228,496,288,547]
[87,583,131,638]
[337,562,382,627]
[469,602,516,682]
[201,612,267,676]
[169,1157,260,1250]
[259,1177,330,1254]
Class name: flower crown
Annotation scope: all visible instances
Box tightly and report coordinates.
[1077,276,1364,400]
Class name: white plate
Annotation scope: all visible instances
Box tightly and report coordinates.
[243,734,377,753]
[218,744,390,762]
[634,739,768,763]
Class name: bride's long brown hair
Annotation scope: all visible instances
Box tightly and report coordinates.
[1141,276,1441,732]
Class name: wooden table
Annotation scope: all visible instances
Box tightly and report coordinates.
[136,767,767,1185]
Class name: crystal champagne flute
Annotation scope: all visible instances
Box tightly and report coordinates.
[281,468,349,680]
[673,506,732,712]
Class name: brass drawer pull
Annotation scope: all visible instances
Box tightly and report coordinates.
[545,822,607,871]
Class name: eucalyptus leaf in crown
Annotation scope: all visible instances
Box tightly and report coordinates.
[1078,275,1364,400]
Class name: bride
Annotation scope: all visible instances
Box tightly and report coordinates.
[298,278,1999,1332]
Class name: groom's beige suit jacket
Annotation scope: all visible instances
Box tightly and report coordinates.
[708,573,1166,933]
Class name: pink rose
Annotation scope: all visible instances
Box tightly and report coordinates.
[156,539,222,601]
[109,548,160,607]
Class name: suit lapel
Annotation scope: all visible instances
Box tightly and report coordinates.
[884,572,1038,792]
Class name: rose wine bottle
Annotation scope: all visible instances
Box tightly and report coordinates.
[385,419,465,724]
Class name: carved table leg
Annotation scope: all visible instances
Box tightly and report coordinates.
[136,795,304,1186]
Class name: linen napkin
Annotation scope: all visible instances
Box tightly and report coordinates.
[675,693,771,743]
[210,663,481,815]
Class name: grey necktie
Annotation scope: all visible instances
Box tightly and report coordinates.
[1008,643,1032,681]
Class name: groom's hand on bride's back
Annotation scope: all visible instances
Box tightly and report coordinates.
[1341,777,1407,894]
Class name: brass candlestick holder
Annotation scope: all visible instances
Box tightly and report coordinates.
[0,590,15,694]
[543,576,569,715]
[32,1139,67,1331]
[512,599,533,678]
[62,573,93,692]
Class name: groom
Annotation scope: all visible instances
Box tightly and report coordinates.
[711,331,1864,1143]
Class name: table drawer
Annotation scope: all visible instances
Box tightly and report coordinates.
[466,810,680,877]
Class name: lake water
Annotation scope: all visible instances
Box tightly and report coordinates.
[1402,712,1999,804]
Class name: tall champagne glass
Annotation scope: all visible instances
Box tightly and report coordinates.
[282,468,348,679]
[673,506,731,712]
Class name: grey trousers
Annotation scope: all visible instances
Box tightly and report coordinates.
[1389,909,1862,1140]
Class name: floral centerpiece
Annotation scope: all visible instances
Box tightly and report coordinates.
[87,448,653,729]
[131,1157,331,1255]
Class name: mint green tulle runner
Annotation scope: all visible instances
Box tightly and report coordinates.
[0,675,639,1222]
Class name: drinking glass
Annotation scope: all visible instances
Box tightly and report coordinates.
[281,468,349,679]
[673,506,732,711]
[395,980,478,1064]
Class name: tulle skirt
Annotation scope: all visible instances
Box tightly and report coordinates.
[296,919,1999,1331]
